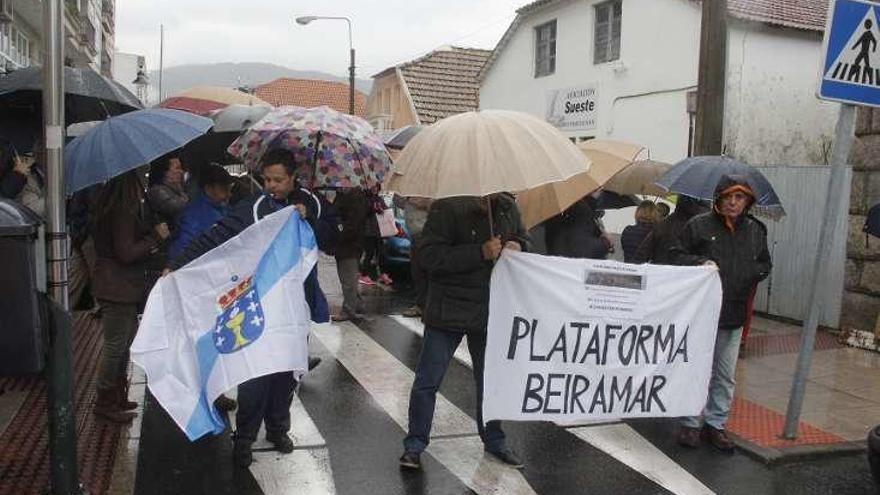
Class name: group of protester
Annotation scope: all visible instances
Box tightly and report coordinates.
[397,173,771,470]
[1,135,772,470]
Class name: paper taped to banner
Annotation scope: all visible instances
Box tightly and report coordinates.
[483,251,722,424]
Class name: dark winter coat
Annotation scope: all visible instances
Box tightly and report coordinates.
[544,197,608,259]
[620,221,653,263]
[419,194,529,334]
[633,197,707,265]
[671,176,772,329]
[92,202,159,304]
[168,191,331,323]
[332,188,368,259]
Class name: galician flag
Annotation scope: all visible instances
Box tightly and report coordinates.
[131,206,317,440]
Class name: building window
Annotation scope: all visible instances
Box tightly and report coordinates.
[534,20,556,78]
[594,0,621,64]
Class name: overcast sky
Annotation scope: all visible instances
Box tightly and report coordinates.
[115,0,526,77]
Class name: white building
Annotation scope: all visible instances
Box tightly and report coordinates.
[479,0,838,166]
[0,0,115,75]
[112,51,147,103]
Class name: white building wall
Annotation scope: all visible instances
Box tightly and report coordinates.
[112,51,145,102]
[480,0,838,166]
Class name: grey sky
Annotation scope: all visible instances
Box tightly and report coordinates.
[115,0,525,78]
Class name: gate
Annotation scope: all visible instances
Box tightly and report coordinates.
[752,166,852,328]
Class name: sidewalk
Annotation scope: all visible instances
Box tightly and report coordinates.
[726,315,879,464]
[0,312,132,495]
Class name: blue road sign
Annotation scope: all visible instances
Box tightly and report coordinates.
[819,0,880,106]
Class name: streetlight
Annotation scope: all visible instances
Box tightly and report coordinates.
[295,15,355,115]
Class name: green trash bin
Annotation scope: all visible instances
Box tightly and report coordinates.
[0,199,46,374]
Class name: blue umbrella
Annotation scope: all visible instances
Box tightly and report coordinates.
[655,155,785,218]
[65,108,213,194]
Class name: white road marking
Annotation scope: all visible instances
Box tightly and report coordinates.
[247,393,336,494]
[312,321,537,495]
[568,424,716,495]
[250,448,336,495]
[389,314,473,368]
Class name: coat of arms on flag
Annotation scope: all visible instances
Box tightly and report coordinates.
[213,276,265,354]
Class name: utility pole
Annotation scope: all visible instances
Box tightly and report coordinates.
[43,1,83,493]
[694,0,727,155]
[158,24,164,103]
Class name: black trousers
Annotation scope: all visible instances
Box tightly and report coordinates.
[234,371,297,444]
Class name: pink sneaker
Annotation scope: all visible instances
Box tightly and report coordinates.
[378,273,393,285]
[358,275,375,285]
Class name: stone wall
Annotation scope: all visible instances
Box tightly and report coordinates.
[843,108,880,333]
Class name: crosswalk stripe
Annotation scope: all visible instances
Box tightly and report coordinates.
[389,314,473,367]
[385,315,711,495]
[311,321,537,495]
[569,424,715,495]
[249,390,337,494]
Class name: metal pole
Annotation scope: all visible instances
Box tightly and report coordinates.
[694,0,727,155]
[158,24,164,102]
[43,1,83,493]
[782,103,856,439]
[349,47,355,115]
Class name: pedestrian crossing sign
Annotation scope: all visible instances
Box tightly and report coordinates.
[819,0,880,106]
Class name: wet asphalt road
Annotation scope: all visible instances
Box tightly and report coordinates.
[133,286,876,495]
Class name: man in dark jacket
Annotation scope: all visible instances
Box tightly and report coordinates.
[633,196,707,264]
[331,187,368,321]
[168,149,330,468]
[671,175,771,453]
[399,193,528,470]
[544,196,610,259]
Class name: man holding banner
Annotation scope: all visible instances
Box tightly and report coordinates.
[672,174,772,452]
[399,193,529,470]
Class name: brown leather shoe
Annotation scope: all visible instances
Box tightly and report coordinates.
[117,381,138,411]
[94,390,136,423]
[705,426,735,453]
[677,426,701,448]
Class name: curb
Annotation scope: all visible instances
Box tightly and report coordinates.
[731,433,867,466]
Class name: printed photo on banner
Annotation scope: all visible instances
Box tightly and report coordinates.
[483,251,722,425]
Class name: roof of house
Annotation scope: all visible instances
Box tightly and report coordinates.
[254,78,367,117]
[375,46,492,125]
[480,0,828,81]
[727,0,827,32]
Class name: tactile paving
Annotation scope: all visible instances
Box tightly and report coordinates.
[0,313,124,495]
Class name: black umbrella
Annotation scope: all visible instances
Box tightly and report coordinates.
[382,125,424,150]
[591,190,639,210]
[0,66,142,124]
[866,203,880,239]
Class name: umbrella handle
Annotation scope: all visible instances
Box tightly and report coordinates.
[486,197,495,237]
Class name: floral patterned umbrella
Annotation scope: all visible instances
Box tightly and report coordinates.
[227,105,391,189]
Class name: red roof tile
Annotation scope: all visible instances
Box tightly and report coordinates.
[396,47,492,125]
[254,78,367,117]
[727,0,828,32]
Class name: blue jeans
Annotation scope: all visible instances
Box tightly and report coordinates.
[681,327,743,430]
[403,326,506,454]
[235,371,297,443]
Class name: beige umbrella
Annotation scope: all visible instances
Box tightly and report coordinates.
[603,159,671,197]
[517,139,648,229]
[387,110,590,198]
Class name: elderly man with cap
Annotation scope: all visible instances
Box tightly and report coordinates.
[671,174,772,453]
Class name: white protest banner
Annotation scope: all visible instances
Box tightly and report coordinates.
[483,251,722,424]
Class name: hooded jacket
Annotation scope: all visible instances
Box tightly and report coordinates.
[671,175,771,329]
